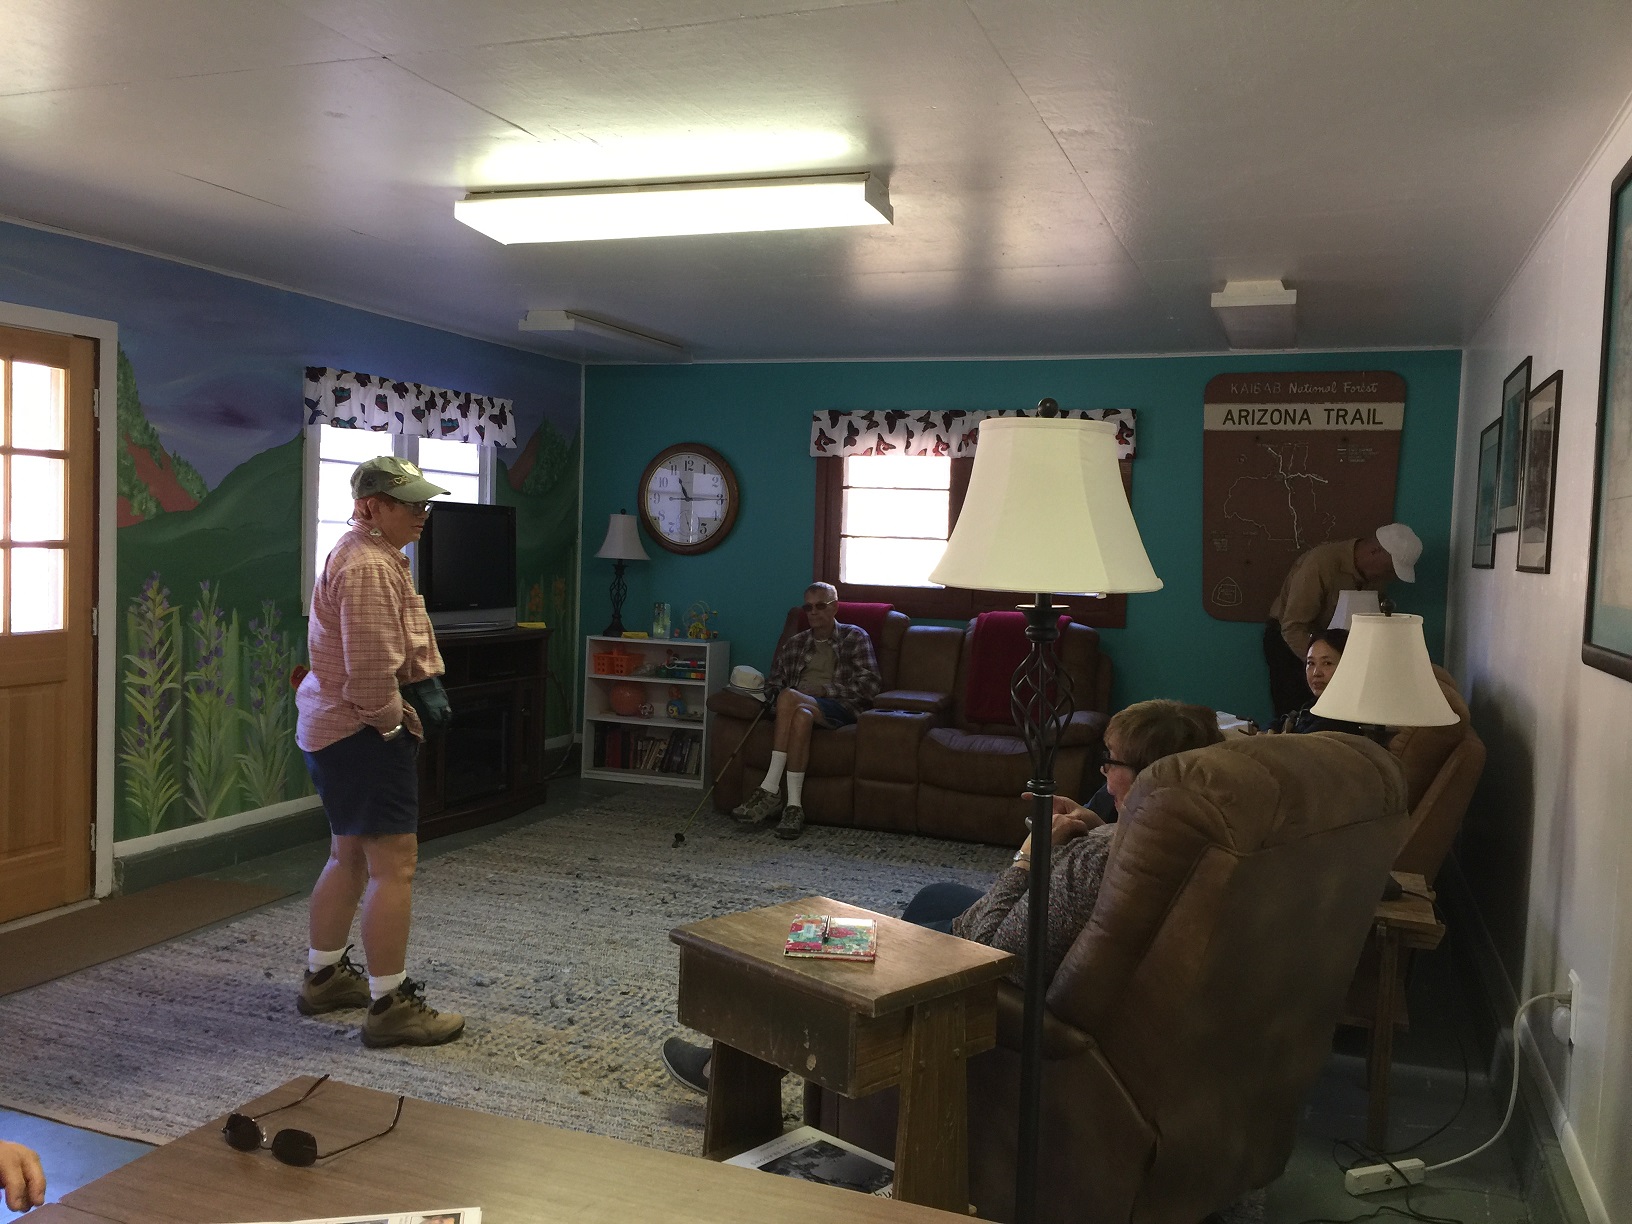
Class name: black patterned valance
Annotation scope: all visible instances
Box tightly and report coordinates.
[810,408,1136,461]
[304,367,516,447]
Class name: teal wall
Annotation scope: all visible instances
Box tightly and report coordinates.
[583,350,1462,724]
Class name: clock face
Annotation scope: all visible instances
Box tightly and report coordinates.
[639,443,739,554]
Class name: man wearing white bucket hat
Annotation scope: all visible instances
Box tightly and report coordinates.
[1264,523,1421,720]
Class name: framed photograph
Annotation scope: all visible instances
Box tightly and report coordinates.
[1583,154,1632,679]
[1517,372,1562,573]
[1495,357,1532,532]
[1473,419,1499,568]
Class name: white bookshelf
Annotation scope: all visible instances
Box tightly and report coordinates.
[581,635,730,788]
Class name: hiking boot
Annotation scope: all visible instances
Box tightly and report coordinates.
[297,948,370,1015]
[732,786,784,826]
[362,979,465,1048]
[661,1038,710,1094]
[775,804,807,841]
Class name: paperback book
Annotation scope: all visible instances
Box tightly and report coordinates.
[226,1210,479,1224]
[725,1125,893,1197]
[784,914,878,961]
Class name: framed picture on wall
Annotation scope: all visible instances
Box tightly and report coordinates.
[1494,357,1531,532]
[1517,372,1562,573]
[1583,153,1632,679]
[1473,419,1499,568]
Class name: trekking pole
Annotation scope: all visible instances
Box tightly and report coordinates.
[672,701,769,848]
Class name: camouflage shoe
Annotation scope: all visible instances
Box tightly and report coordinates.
[362,978,465,1048]
[731,786,784,826]
[774,804,807,841]
[297,947,370,1015]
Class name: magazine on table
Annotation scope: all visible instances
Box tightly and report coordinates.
[784,914,878,961]
[725,1125,894,1197]
[226,1209,479,1224]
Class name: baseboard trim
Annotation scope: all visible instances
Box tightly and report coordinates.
[1439,857,1601,1224]
[115,805,331,895]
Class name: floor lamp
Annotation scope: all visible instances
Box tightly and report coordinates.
[928,404,1161,1224]
[594,511,649,636]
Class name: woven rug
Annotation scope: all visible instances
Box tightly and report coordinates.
[0,791,1007,1149]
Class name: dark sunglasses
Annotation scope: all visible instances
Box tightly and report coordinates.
[222,1075,405,1167]
[803,600,835,613]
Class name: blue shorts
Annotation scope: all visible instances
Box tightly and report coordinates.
[813,697,857,728]
[303,727,420,837]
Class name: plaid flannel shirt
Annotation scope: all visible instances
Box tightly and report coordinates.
[765,622,881,717]
[295,526,444,752]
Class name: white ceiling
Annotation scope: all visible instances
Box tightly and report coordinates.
[3,1,1631,362]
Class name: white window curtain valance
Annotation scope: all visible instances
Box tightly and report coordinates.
[304,366,517,447]
[810,408,1136,461]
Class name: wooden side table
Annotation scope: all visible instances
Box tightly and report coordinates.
[1358,871,1446,1149]
[670,895,1015,1214]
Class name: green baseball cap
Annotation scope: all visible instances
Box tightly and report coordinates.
[350,456,450,502]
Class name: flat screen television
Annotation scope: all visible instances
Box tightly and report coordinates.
[415,501,518,632]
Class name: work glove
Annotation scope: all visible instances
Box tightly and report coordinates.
[401,676,452,737]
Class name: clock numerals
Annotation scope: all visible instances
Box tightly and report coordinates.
[641,444,737,553]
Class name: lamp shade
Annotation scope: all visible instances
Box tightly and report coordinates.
[1328,589,1381,630]
[928,418,1161,595]
[1310,613,1457,726]
[595,513,650,562]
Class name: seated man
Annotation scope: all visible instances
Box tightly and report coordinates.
[902,699,1224,984]
[730,582,881,842]
[0,1139,45,1213]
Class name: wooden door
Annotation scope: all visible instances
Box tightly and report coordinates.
[0,325,97,923]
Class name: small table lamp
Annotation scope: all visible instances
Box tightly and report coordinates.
[1311,613,1458,728]
[594,511,649,636]
[928,404,1160,1224]
[1328,588,1382,631]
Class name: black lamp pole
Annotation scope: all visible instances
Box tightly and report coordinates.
[1011,592,1072,1224]
[603,559,630,636]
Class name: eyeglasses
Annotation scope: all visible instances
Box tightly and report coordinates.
[398,501,434,515]
[222,1075,405,1167]
[803,600,835,613]
[1101,758,1134,771]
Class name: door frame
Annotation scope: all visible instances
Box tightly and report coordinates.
[0,301,118,902]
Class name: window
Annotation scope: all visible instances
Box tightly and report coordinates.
[814,454,1130,626]
[303,425,495,605]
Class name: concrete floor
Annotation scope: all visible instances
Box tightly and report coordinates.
[2,778,1530,1223]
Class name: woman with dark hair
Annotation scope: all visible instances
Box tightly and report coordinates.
[1278,628,1367,735]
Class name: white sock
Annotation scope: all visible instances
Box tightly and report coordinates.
[307,947,345,974]
[762,751,789,792]
[787,771,806,807]
[369,971,407,1000]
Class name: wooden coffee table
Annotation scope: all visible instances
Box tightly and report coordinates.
[670,895,1016,1214]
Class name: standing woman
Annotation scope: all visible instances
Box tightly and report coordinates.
[295,456,463,1048]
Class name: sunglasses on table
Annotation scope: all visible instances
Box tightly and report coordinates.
[802,600,835,613]
[222,1075,405,1167]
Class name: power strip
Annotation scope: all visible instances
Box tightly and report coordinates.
[1344,1159,1427,1195]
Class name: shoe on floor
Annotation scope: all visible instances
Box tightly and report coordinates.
[297,947,370,1015]
[661,1038,710,1094]
[362,978,465,1048]
[775,804,806,840]
[731,786,784,826]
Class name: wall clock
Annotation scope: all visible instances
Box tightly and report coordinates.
[638,442,740,554]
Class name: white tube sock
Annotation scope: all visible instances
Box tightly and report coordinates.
[369,971,407,1000]
[762,750,789,792]
[307,947,345,974]
[787,771,806,807]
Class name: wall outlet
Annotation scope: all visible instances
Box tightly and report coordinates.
[1568,969,1581,1046]
[1345,1159,1427,1195]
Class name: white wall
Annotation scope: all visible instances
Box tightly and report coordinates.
[1448,99,1632,1224]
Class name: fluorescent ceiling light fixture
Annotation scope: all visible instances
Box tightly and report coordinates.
[519,309,688,360]
[456,172,892,243]
[477,130,852,186]
[1211,278,1297,349]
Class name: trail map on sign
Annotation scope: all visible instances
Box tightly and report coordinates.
[1202,372,1404,622]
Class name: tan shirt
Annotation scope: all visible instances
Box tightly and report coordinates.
[296,526,444,751]
[1267,538,1388,659]
[799,637,837,695]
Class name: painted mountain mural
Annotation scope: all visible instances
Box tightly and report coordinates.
[117,347,208,525]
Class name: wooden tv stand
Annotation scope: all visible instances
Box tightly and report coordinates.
[418,626,550,840]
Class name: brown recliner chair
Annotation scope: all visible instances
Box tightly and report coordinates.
[819,732,1410,1224]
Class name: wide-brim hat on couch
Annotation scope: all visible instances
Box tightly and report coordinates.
[727,665,766,697]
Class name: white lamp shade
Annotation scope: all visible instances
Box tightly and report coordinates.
[595,513,650,562]
[1328,589,1381,630]
[1311,613,1458,727]
[928,418,1161,595]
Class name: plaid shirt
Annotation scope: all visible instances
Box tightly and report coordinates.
[765,623,881,717]
[295,526,444,751]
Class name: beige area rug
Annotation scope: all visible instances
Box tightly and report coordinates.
[0,877,292,998]
[0,792,1006,1150]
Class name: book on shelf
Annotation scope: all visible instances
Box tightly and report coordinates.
[784,914,877,961]
[724,1125,893,1198]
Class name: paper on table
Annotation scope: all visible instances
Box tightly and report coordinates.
[226,1209,480,1224]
